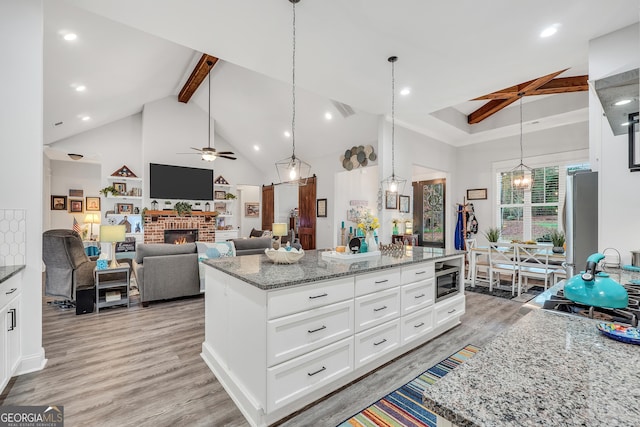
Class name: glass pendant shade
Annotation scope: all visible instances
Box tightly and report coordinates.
[511,95,532,191]
[276,154,311,185]
[381,174,407,195]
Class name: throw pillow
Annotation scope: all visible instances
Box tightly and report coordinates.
[196,241,236,259]
[249,228,264,238]
[262,230,273,238]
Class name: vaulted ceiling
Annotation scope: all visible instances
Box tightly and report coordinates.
[44,0,639,167]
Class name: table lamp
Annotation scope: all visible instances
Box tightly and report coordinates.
[272,223,288,249]
[100,225,126,268]
[84,213,100,240]
[405,220,413,235]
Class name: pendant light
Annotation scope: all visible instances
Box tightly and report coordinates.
[275,0,311,185]
[380,56,406,195]
[511,94,532,190]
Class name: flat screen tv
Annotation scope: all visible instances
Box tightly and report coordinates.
[149,163,214,200]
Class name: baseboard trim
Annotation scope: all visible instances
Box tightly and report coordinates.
[16,348,47,375]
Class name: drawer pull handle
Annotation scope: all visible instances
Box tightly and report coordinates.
[308,325,327,334]
[374,338,387,346]
[309,293,328,299]
[415,271,427,275]
[307,366,326,377]
[373,305,387,312]
[5,288,17,295]
[374,279,388,284]
[414,293,425,299]
[414,322,425,328]
[448,309,456,314]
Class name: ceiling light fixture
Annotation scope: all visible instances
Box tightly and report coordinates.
[540,25,559,38]
[63,33,77,41]
[511,94,532,190]
[380,56,406,195]
[284,131,291,138]
[275,0,311,185]
[67,153,83,160]
[400,87,411,96]
[75,85,86,92]
[81,116,90,121]
[325,112,333,120]
[253,145,260,151]
[615,99,632,106]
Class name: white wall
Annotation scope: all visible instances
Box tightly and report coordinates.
[48,160,101,231]
[237,185,260,237]
[274,185,298,223]
[0,0,46,375]
[455,121,589,246]
[589,23,640,265]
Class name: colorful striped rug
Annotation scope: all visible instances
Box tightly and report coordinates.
[338,344,480,427]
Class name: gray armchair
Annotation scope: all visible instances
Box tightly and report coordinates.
[42,229,96,307]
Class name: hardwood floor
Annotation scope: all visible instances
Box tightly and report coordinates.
[0,288,531,427]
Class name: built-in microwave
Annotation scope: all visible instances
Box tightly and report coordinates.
[435,265,460,302]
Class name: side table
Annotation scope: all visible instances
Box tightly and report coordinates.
[94,265,130,313]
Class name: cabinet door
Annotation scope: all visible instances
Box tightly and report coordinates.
[7,298,20,374]
[0,305,8,392]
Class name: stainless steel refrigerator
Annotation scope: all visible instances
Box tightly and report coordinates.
[564,171,598,277]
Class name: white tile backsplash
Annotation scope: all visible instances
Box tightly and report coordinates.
[0,209,26,267]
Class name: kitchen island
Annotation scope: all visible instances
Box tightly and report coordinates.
[421,284,640,426]
[201,247,465,427]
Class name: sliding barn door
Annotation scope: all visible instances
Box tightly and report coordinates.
[261,184,274,231]
[298,176,316,250]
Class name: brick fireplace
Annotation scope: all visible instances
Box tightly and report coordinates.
[164,229,198,244]
[144,211,217,243]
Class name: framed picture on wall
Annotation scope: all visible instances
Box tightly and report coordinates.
[51,195,67,211]
[245,202,259,217]
[385,191,398,210]
[399,195,410,213]
[214,190,227,200]
[85,197,101,211]
[317,198,327,217]
[116,203,133,214]
[69,199,84,213]
[466,188,487,200]
[113,182,127,195]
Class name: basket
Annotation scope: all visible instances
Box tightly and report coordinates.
[264,248,305,264]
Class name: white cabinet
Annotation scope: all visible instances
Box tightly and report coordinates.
[354,318,400,369]
[214,229,238,242]
[0,276,21,393]
[354,287,401,333]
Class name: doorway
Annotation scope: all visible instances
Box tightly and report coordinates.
[413,178,446,248]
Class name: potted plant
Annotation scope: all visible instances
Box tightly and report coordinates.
[99,185,119,197]
[174,201,192,216]
[225,193,237,200]
[550,230,565,253]
[484,227,501,243]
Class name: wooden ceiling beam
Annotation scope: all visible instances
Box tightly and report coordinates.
[178,54,219,103]
[467,69,581,124]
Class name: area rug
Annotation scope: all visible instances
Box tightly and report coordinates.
[465,283,545,302]
[337,344,480,427]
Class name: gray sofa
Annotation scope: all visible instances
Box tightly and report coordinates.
[132,243,200,305]
[232,237,273,255]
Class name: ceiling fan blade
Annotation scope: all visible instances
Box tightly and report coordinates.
[219,155,237,160]
[214,151,235,155]
[176,152,200,155]
[190,147,204,152]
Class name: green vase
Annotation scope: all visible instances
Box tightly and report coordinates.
[393,225,399,235]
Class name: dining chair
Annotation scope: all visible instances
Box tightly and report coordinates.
[517,244,554,295]
[488,242,518,294]
[464,238,477,282]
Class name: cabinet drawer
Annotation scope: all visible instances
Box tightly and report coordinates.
[401,279,434,315]
[401,306,434,345]
[267,337,353,412]
[434,294,465,328]
[355,269,401,297]
[354,318,400,369]
[0,278,20,310]
[354,287,400,333]
[401,263,435,284]
[268,277,354,319]
[267,300,353,367]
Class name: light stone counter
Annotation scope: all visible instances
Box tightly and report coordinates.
[203,247,464,290]
[0,265,25,284]
[421,308,640,426]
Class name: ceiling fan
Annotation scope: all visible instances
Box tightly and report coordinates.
[181,60,236,161]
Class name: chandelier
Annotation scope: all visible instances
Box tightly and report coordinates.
[275,0,311,185]
[380,56,406,194]
[511,94,532,190]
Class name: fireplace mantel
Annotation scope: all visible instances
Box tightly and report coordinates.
[145,210,219,217]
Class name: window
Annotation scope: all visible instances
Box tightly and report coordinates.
[496,161,589,242]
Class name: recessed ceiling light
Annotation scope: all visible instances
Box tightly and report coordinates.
[615,99,632,106]
[75,85,86,92]
[540,24,560,38]
[81,116,90,121]
[253,145,260,151]
[63,33,77,41]
[325,112,333,120]
[284,131,291,138]
[400,87,411,96]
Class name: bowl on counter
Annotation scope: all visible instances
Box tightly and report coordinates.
[264,248,305,264]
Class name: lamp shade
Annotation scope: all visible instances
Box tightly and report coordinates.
[84,213,100,224]
[100,225,126,243]
[272,223,288,237]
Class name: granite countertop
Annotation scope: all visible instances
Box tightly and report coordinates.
[0,265,25,284]
[421,308,640,426]
[203,247,464,290]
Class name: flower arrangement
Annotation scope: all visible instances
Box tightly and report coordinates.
[357,211,380,233]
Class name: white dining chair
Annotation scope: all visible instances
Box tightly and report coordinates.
[517,244,554,295]
[488,242,518,294]
[465,238,477,283]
